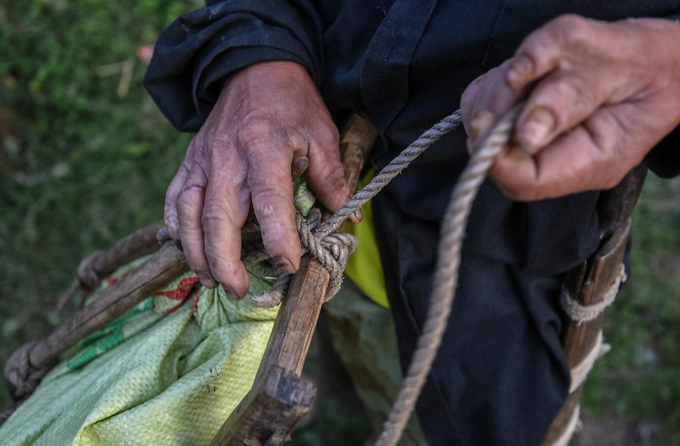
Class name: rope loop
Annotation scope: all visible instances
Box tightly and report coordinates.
[253,212,358,308]
[3,342,51,401]
[560,264,627,324]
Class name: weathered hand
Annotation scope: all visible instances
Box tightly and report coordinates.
[165,61,350,297]
[461,15,680,200]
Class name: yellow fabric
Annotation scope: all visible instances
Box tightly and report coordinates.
[344,169,390,308]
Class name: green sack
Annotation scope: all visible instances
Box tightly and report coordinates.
[0,260,279,446]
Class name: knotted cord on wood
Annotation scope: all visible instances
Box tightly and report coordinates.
[560,265,627,324]
[2,103,620,446]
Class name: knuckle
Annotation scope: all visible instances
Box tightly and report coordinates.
[238,116,278,148]
[200,203,233,233]
[318,124,340,148]
[551,14,589,48]
[176,186,204,215]
[252,189,292,219]
[553,78,587,103]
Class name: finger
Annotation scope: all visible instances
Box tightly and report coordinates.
[467,62,520,118]
[490,105,638,201]
[175,167,216,288]
[467,111,497,151]
[247,138,302,275]
[165,154,194,240]
[506,15,600,91]
[514,69,606,154]
[306,124,348,213]
[202,154,252,299]
[461,72,487,134]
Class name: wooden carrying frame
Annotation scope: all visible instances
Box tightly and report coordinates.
[3,115,647,445]
[1,114,379,444]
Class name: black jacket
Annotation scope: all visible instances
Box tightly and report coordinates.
[145,2,680,444]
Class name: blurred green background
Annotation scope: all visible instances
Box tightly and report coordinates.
[0,1,678,445]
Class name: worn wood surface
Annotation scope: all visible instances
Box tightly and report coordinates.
[597,165,647,240]
[210,366,315,446]
[561,219,631,369]
[544,165,646,445]
[256,114,377,382]
[90,220,166,280]
[215,114,377,446]
[541,386,583,446]
[29,242,189,370]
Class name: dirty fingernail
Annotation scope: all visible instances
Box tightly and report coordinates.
[506,56,532,89]
[197,271,216,288]
[273,255,295,274]
[518,108,554,154]
[222,284,242,300]
[350,209,363,224]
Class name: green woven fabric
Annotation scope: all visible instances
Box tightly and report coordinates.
[0,181,318,445]
[0,266,279,445]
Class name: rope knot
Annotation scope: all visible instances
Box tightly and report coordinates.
[3,341,52,400]
[76,251,106,291]
[253,211,357,308]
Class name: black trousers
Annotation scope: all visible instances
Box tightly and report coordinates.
[373,189,571,446]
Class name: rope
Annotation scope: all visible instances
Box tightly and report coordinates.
[3,102,611,446]
[560,264,627,323]
[253,213,358,308]
[254,111,463,309]
[569,331,610,393]
[252,106,521,444]
[546,404,582,446]
[375,104,523,446]
[315,111,463,239]
[558,263,624,393]
[3,341,51,401]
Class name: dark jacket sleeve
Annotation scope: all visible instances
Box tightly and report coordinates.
[642,13,680,178]
[644,124,680,178]
[143,0,325,132]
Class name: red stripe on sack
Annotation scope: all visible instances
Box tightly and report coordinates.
[154,276,199,301]
[192,289,202,315]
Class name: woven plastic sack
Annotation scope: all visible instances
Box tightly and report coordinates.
[0,260,279,445]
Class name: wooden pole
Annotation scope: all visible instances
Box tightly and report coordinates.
[211,114,378,446]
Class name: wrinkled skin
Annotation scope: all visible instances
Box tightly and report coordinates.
[461,15,680,201]
[164,61,353,297]
[166,15,680,296]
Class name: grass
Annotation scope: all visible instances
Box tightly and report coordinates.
[1,1,679,445]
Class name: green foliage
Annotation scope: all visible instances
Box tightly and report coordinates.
[0,0,198,402]
[1,1,679,444]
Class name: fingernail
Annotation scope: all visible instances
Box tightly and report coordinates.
[222,285,243,300]
[273,255,295,274]
[518,108,554,154]
[354,209,363,222]
[197,271,216,288]
[506,56,532,90]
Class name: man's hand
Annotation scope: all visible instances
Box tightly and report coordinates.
[165,61,350,297]
[461,15,680,201]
